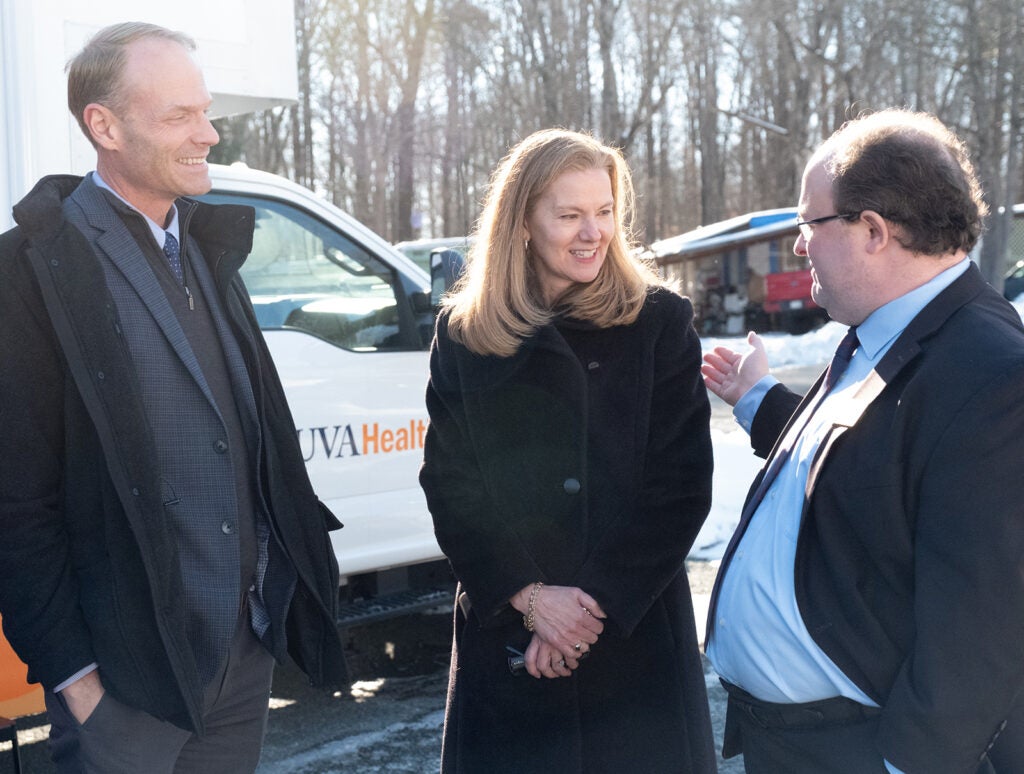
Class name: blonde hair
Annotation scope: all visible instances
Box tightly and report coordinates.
[445,129,663,357]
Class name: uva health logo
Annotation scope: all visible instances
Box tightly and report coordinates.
[296,420,428,461]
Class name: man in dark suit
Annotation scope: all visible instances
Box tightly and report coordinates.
[0,22,347,773]
[702,109,1024,773]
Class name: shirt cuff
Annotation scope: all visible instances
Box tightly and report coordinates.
[733,375,780,433]
[884,761,905,774]
[54,663,99,693]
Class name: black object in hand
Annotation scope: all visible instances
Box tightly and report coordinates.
[505,645,588,676]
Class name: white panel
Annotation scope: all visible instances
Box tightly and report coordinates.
[2,0,297,228]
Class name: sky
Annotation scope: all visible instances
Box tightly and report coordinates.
[692,297,1024,560]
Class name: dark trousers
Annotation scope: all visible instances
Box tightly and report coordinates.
[722,680,999,774]
[45,613,274,774]
[722,680,889,774]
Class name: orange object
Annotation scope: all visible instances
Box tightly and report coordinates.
[0,616,45,717]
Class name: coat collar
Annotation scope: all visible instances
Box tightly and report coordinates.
[12,174,255,291]
[875,260,989,382]
[11,174,82,239]
[68,177,223,408]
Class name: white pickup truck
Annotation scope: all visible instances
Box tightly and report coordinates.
[203,163,451,625]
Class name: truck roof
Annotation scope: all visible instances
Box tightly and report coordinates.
[648,207,798,263]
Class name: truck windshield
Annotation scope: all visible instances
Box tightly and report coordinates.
[202,192,418,352]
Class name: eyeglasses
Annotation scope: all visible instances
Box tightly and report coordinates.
[795,212,860,238]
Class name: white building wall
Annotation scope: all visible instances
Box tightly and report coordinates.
[0,0,296,228]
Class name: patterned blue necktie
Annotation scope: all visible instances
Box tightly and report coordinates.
[163,231,183,284]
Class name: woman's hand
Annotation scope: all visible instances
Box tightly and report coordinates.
[511,584,606,678]
[525,634,574,679]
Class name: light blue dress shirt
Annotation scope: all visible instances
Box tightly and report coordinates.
[707,260,971,774]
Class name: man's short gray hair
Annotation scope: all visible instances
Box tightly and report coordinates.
[66,22,196,147]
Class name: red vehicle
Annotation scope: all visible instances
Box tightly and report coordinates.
[763,269,828,333]
[647,208,828,335]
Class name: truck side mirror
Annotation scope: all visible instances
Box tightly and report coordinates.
[410,290,433,315]
[430,248,466,306]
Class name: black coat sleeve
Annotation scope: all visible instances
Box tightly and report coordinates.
[0,233,96,688]
[419,314,546,624]
[749,382,803,458]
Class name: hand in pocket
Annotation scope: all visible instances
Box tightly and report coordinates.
[61,671,106,725]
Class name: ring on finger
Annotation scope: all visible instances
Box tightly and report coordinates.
[573,642,582,651]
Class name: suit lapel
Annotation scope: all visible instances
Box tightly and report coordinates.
[187,237,261,439]
[802,264,987,498]
[804,368,888,498]
[69,180,219,411]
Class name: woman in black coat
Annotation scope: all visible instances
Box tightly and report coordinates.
[420,129,716,773]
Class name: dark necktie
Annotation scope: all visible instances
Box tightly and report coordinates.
[823,326,860,393]
[163,231,183,284]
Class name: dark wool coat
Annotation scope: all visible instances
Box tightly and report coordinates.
[420,288,717,773]
[0,175,347,734]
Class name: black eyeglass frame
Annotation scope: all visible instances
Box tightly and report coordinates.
[794,212,861,229]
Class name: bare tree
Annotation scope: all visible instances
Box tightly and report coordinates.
[292,0,320,189]
[216,0,1023,273]
[964,0,1024,287]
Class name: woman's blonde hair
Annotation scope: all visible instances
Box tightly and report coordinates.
[444,128,663,357]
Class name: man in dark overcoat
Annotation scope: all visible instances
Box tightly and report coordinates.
[0,22,346,773]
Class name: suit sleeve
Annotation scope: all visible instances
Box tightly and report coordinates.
[572,293,714,636]
[0,239,96,688]
[419,315,544,624]
[749,382,803,458]
[879,361,1024,773]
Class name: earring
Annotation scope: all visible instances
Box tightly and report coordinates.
[524,239,530,253]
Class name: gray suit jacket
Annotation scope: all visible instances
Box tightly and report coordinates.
[64,178,260,680]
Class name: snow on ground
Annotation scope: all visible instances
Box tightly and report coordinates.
[702,319,849,370]
[692,429,763,560]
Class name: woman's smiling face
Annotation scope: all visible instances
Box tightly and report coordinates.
[525,167,615,304]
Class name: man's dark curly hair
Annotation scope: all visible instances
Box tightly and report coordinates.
[822,109,987,255]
